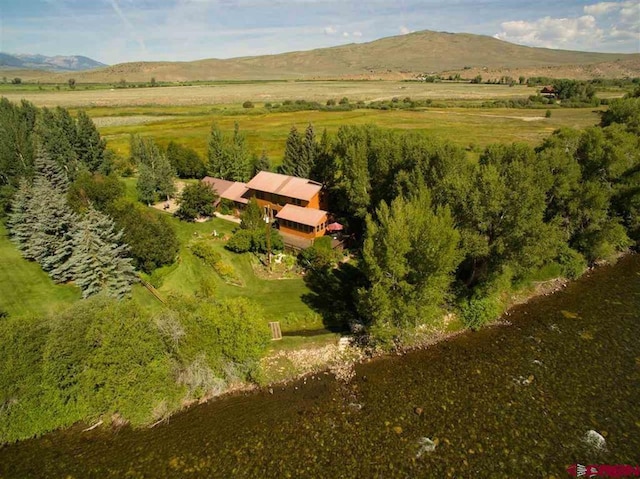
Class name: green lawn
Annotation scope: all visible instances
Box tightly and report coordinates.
[0,224,81,317]
[152,212,317,327]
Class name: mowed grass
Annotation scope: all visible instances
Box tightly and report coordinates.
[0,224,81,317]
[154,214,316,326]
[121,178,316,327]
[96,106,604,161]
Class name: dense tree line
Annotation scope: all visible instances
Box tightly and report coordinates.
[291,98,640,344]
[0,99,110,215]
[1,100,178,280]
[8,153,135,298]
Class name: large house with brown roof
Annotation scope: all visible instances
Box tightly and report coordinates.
[202,171,330,242]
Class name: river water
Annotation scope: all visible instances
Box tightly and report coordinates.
[1,256,639,478]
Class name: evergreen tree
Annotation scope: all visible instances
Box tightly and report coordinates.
[309,128,335,186]
[298,123,317,178]
[230,122,251,182]
[74,111,107,173]
[207,122,250,181]
[68,207,135,299]
[35,108,78,179]
[7,179,34,251]
[252,150,271,176]
[280,125,303,176]
[207,123,230,179]
[240,197,263,230]
[33,150,69,193]
[0,98,36,197]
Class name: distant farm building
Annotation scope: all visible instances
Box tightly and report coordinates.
[540,86,557,98]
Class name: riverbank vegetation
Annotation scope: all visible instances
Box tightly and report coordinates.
[0,89,638,442]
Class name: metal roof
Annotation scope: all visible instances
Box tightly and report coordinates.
[202,177,248,204]
[203,177,234,196]
[276,204,327,227]
[246,171,322,201]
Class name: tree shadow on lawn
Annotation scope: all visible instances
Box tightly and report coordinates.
[301,262,366,333]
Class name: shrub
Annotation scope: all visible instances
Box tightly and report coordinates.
[557,246,587,279]
[226,229,283,254]
[339,97,349,105]
[326,99,336,106]
[460,296,501,331]
[190,240,222,265]
[242,101,254,109]
[226,230,254,253]
[545,109,552,118]
[298,236,339,269]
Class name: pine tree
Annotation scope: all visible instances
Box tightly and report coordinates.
[280,125,303,176]
[33,149,69,193]
[7,179,34,251]
[68,207,135,299]
[75,110,107,173]
[309,128,335,186]
[35,108,78,179]
[298,123,317,178]
[229,122,251,182]
[252,150,271,176]
[42,192,77,282]
[207,123,228,178]
[23,180,76,275]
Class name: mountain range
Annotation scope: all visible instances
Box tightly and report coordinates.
[0,53,106,72]
[3,31,639,82]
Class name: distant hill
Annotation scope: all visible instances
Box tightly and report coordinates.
[0,53,106,72]
[6,31,640,82]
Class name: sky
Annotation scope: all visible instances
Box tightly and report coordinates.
[0,0,638,64]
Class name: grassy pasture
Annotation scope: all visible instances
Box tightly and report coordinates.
[95,106,604,161]
[0,81,539,108]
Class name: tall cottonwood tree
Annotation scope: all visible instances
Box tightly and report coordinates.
[130,135,175,203]
[358,189,461,343]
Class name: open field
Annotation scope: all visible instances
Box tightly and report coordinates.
[94,105,604,161]
[0,81,542,108]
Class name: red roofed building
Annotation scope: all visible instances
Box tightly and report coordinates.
[202,177,249,210]
[276,204,329,239]
[202,171,331,242]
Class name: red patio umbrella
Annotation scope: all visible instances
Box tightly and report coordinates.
[326,222,344,232]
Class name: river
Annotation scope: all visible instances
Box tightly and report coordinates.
[1,255,639,478]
